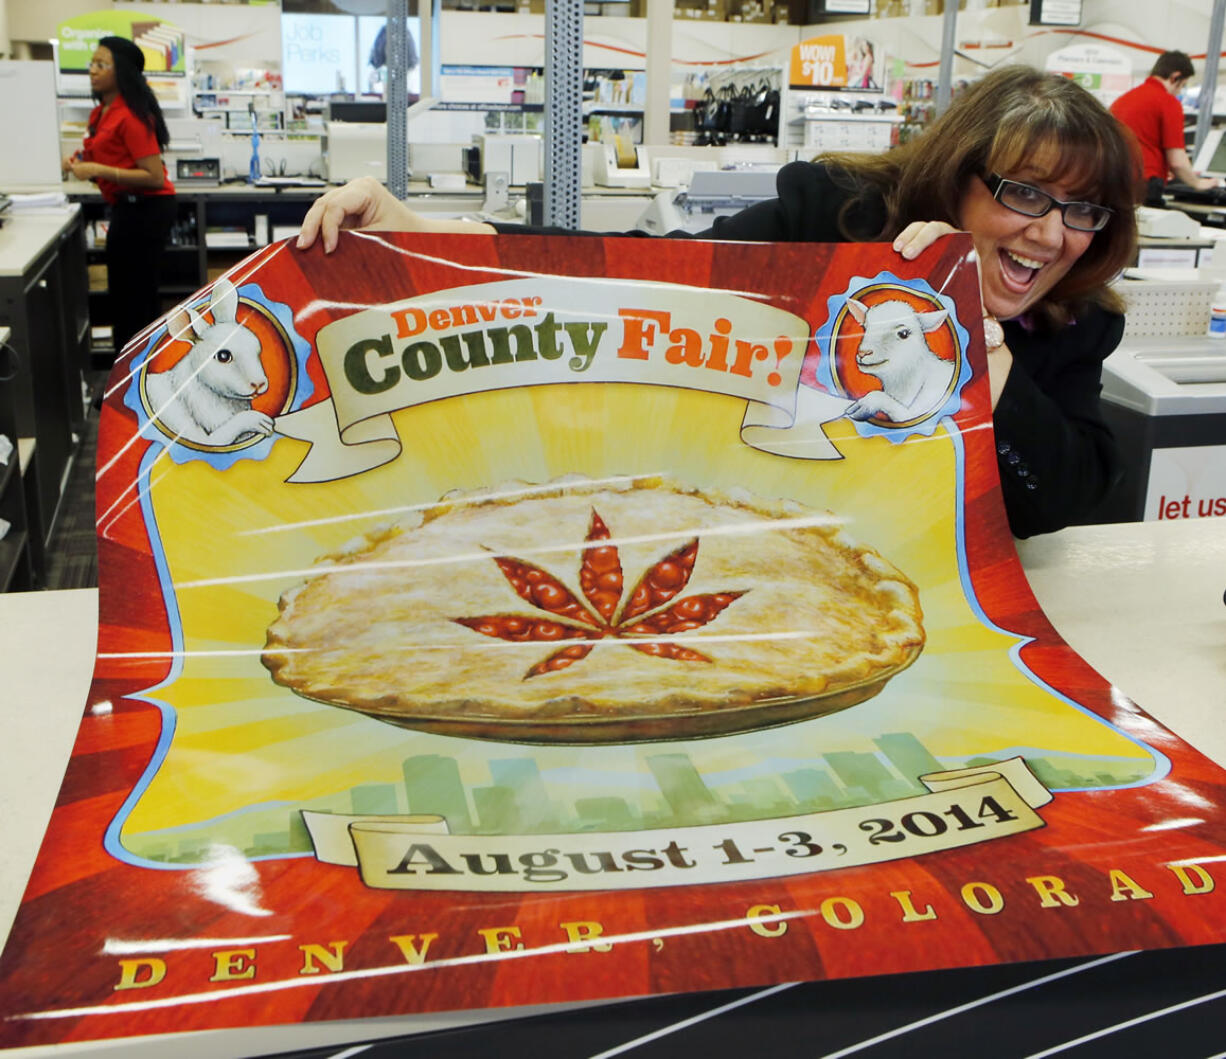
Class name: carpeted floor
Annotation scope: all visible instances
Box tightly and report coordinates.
[43,373,105,591]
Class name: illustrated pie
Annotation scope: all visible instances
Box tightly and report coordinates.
[261,476,925,743]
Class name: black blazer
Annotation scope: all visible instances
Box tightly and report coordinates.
[497,159,1126,537]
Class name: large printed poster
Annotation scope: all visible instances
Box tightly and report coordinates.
[3,233,1226,1047]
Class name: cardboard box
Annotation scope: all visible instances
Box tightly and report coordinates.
[724,0,771,19]
[675,0,726,18]
[730,0,771,21]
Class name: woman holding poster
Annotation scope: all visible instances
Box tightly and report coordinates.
[298,65,1137,539]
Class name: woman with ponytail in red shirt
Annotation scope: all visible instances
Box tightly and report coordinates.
[64,35,176,357]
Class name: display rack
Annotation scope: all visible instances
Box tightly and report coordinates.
[898,76,935,144]
[193,88,287,131]
[784,87,901,152]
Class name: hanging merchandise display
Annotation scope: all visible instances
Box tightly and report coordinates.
[3,232,1226,1048]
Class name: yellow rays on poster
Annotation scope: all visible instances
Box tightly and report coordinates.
[121,383,1152,841]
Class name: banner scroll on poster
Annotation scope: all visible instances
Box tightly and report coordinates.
[304,758,1052,891]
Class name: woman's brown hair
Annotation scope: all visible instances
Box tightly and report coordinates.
[822,65,1137,328]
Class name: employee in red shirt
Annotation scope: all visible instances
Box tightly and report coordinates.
[63,36,176,358]
[1110,50,1220,206]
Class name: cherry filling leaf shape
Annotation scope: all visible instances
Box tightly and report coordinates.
[454,508,746,679]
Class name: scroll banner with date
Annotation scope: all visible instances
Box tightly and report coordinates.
[304,758,1051,892]
[275,276,851,482]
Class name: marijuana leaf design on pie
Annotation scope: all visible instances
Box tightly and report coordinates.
[455,510,746,679]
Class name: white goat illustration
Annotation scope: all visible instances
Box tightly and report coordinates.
[843,297,954,423]
[145,279,275,446]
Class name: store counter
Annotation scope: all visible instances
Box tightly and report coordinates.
[0,200,87,583]
[1135,233,1219,269]
[61,177,654,234]
[0,204,80,280]
[1092,333,1226,522]
[1167,197,1226,228]
[0,517,1224,1055]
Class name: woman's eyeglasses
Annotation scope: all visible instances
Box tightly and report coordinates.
[88,59,113,70]
[981,173,1113,232]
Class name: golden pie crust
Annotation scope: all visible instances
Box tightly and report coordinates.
[261,476,925,743]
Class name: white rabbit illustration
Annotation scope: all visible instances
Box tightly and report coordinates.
[843,297,954,424]
[145,279,275,446]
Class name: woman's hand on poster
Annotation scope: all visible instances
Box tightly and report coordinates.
[891,219,959,261]
[297,176,495,254]
[891,219,1013,410]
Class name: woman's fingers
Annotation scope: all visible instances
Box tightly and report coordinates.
[297,178,424,252]
[892,220,959,260]
[296,176,494,250]
[318,197,361,254]
[298,178,387,252]
[298,189,358,252]
[296,196,329,250]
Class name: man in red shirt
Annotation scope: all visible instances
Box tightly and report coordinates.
[1111,50,1220,206]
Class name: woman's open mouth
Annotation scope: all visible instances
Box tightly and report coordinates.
[998,248,1044,292]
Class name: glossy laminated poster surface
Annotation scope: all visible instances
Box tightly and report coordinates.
[2,232,1226,1048]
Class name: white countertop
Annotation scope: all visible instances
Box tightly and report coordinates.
[1016,518,1226,761]
[0,516,1223,1055]
[0,204,80,279]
